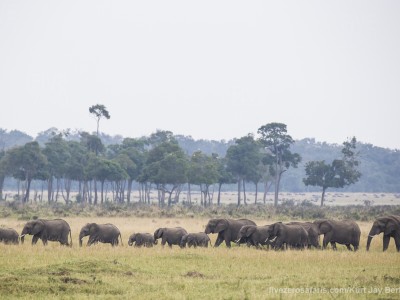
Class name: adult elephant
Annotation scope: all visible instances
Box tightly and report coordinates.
[204,218,256,248]
[0,227,19,244]
[265,222,308,250]
[128,233,157,247]
[20,219,72,246]
[366,215,400,252]
[154,227,187,248]
[314,219,360,251]
[236,225,272,249]
[79,223,123,247]
[286,222,320,249]
[180,233,211,248]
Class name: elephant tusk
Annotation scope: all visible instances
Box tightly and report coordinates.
[264,238,269,243]
[19,234,26,238]
[368,235,375,238]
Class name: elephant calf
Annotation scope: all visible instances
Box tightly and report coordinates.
[79,223,123,247]
[128,233,157,247]
[180,233,211,248]
[236,225,272,249]
[154,227,188,248]
[286,222,320,249]
[0,227,19,245]
[266,222,309,250]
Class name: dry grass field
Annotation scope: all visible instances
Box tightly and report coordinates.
[1,216,400,299]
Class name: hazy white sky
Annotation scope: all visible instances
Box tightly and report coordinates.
[1,1,399,149]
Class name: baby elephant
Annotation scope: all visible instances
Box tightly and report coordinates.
[180,233,211,248]
[154,227,188,248]
[236,225,272,249]
[128,233,157,247]
[79,223,123,247]
[0,227,19,245]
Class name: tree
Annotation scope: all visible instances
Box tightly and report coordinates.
[5,142,47,203]
[257,123,301,206]
[188,151,219,206]
[89,104,110,136]
[303,137,361,206]
[143,140,188,206]
[226,134,261,206]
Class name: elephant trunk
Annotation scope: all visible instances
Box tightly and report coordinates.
[79,233,84,247]
[366,234,374,251]
[20,234,26,244]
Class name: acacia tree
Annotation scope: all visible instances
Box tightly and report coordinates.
[303,137,361,206]
[257,123,301,207]
[89,104,110,136]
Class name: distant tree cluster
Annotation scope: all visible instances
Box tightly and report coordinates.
[0,119,362,207]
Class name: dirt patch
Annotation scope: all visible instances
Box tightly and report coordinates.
[50,270,70,276]
[60,277,88,284]
[184,271,205,278]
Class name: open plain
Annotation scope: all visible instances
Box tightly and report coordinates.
[1,216,400,299]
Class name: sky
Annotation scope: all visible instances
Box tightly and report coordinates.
[1,1,399,149]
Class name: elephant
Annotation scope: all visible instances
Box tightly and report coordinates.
[180,232,211,248]
[286,222,320,249]
[236,225,272,249]
[79,223,123,247]
[0,227,19,244]
[205,218,256,248]
[128,233,157,247]
[154,227,188,248]
[20,219,72,246]
[366,215,400,252]
[265,222,309,250]
[313,219,360,251]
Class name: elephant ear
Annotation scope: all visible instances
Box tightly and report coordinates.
[31,221,44,235]
[215,219,228,233]
[272,223,281,236]
[89,223,98,234]
[155,228,164,239]
[317,220,332,234]
[384,220,396,235]
[245,226,257,237]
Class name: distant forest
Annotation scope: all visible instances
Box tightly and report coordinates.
[1,127,399,193]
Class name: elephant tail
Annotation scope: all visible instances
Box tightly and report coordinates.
[69,229,73,247]
[119,233,124,246]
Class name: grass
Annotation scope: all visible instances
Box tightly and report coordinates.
[0,217,400,299]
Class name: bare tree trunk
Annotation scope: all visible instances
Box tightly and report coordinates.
[237,177,241,206]
[243,179,247,205]
[47,177,53,203]
[321,187,327,207]
[127,179,132,203]
[217,183,222,206]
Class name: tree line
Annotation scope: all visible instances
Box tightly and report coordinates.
[0,122,361,207]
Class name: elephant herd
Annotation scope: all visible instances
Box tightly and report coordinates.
[0,215,399,252]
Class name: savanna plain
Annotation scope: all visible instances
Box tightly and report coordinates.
[1,213,400,299]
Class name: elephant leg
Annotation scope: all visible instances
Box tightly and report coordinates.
[224,237,231,248]
[167,242,172,248]
[32,235,40,245]
[322,235,329,249]
[345,244,353,251]
[394,237,400,252]
[214,234,223,247]
[330,242,337,250]
[383,235,390,251]
[161,238,167,247]
[87,237,96,246]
